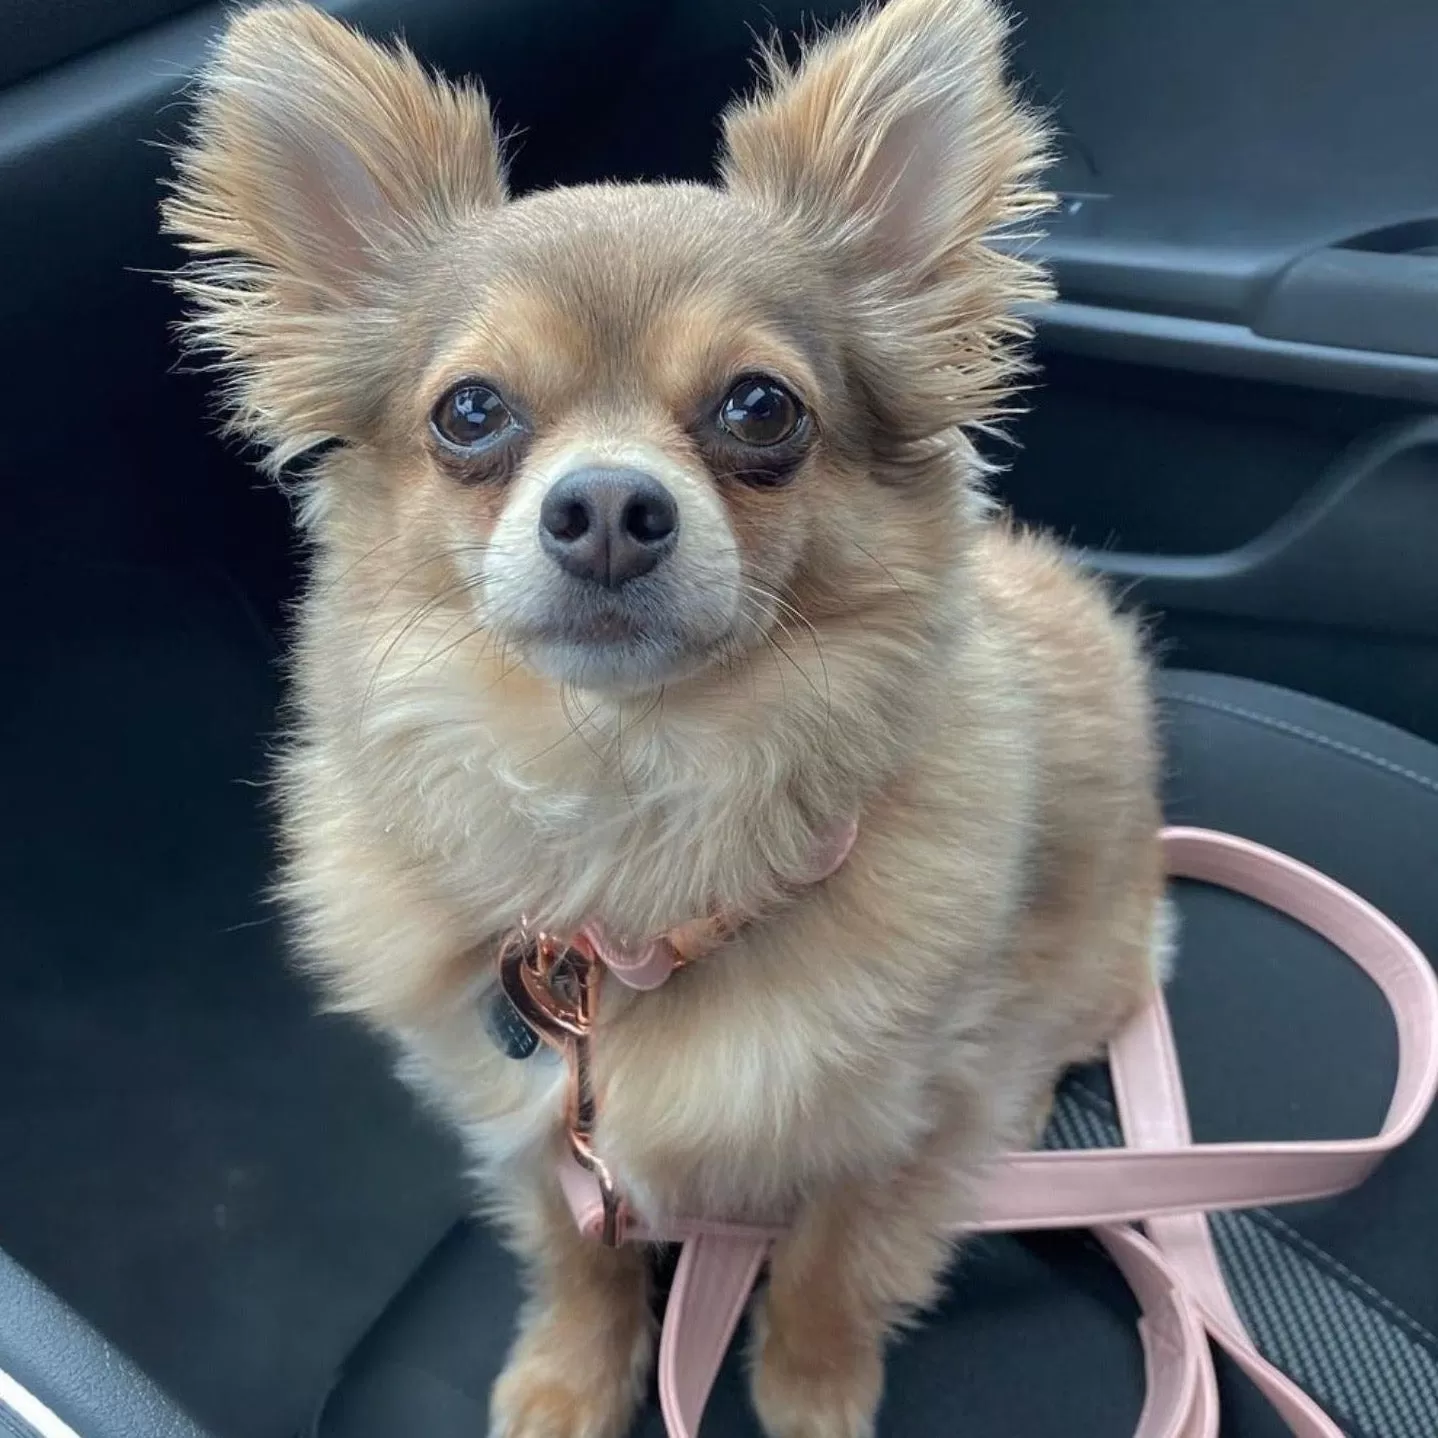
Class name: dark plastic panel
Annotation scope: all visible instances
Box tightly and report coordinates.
[1009,0,1438,397]
[994,354,1410,557]
[1085,419,1438,638]
[1255,250,1438,359]
[1074,418,1438,739]
[1010,0,1438,311]
[1030,301,1438,405]
[0,0,202,90]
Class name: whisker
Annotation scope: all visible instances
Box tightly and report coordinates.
[317,533,405,597]
[353,540,495,631]
[401,617,495,682]
[559,683,610,766]
[847,537,924,619]
[771,580,834,740]
[740,581,833,735]
[359,574,491,726]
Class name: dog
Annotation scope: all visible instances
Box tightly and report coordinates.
[164,2,1164,1434]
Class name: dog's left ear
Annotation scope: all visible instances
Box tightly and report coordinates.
[720,0,1051,437]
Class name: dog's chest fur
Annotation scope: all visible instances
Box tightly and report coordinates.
[336,703,1029,1225]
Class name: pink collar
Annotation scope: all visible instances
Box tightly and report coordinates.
[581,816,860,991]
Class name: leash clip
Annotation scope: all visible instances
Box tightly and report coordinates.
[497,926,628,1245]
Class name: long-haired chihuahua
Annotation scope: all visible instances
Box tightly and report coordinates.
[165,2,1166,1434]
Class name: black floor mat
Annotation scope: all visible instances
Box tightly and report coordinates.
[0,562,466,1438]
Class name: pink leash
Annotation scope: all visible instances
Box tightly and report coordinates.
[560,828,1438,1436]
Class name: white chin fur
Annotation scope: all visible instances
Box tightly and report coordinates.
[520,633,719,694]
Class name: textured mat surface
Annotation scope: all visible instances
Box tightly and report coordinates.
[0,562,466,1438]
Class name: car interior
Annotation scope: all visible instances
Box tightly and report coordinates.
[3,2,1437,1436]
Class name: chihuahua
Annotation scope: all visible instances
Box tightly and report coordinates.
[165,2,1165,1434]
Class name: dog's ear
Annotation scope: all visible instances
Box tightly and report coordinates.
[163,3,505,468]
[720,0,1051,440]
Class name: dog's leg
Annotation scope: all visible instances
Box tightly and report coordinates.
[749,1140,967,1438]
[490,1182,653,1438]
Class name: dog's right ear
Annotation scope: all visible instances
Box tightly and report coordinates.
[163,3,505,468]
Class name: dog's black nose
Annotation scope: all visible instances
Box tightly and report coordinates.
[538,468,678,588]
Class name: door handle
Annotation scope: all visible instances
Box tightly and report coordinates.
[1252,220,1438,359]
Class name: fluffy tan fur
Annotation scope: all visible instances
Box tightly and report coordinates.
[164,3,1163,1436]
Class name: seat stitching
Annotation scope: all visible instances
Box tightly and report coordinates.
[1165,690,1438,798]
[1249,1208,1438,1357]
[1061,1078,1438,1360]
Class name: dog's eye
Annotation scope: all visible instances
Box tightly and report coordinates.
[718,377,804,448]
[431,381,517,452]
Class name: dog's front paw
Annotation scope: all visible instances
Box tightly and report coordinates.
[749,1297,883,1438]
[489,1310,652,1438]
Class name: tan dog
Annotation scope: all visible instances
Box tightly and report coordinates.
[165,2,1164,1434]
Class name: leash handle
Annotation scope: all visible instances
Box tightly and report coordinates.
[970,830,1438,1232]
[561,827,1438,1438]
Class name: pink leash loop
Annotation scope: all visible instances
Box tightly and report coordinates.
[560,827,1438,1438]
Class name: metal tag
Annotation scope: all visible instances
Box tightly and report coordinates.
[486,986,540,1060]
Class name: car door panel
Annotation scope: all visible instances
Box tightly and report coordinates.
[999,0,1438,738]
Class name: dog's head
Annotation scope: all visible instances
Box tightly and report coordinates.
[166,0,1047,698]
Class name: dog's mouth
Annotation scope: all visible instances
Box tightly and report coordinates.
[523,582,667,644]
[554,609,643,647]
[504,580,729,692]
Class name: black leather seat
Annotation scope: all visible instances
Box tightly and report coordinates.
[0,1249,208,1438]
[309,669,1438,1438]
